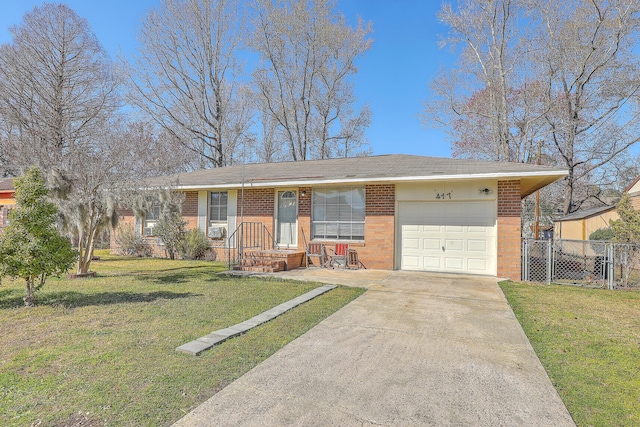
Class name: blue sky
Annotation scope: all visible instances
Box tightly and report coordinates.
[0,0,454,158]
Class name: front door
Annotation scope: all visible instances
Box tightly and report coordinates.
[277,190,298,247]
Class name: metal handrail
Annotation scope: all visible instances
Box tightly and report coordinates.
[227,222,274,269]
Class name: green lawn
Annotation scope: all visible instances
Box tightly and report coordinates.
[500,281,640,427]
[0,252,365,427]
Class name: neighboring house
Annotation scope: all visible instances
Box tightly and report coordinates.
[114,154,566,280]
[0,178,15,230]
[554,177,640,240]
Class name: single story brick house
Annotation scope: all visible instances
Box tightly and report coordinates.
[115,154,566,280]
[554,176,640,240]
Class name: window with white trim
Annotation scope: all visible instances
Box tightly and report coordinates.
[209,191,228,225]
[143,204,161,236]
[312,187,365,240]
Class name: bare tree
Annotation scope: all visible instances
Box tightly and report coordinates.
[117,121,197,176]
[0,4,125,274]
[126,0,252,168]
[425,0,640,215]
[0,4,119,172]
[425,0,542,163]
[532,0,640,214]
[252,0,372,160]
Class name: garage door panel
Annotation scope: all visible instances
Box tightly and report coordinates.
[402,255,420,268]
[467,239,487,252]
[468,258,488,272]
[444,257,464,270]
[445,239,463,251]
[399,200,496,275]
[403,237,420,250]
[423,238,441,250]
[423,256,441,269]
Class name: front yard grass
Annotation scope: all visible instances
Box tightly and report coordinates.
[0,251,365,427]
[500,281,640,427]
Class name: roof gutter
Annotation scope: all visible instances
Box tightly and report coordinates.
[146,170,569,191]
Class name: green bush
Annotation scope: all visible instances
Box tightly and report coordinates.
[589,228,614,241]
[154,209,186,260]
[179,229,211,260]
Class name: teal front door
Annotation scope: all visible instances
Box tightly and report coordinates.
[277,190,297,247]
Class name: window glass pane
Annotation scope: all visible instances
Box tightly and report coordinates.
[338,223,352,238]
[313,205,325,221]
[340,205,354,221]
[312,190,324,205]
[325,204,339,221]
[353,206,365,221]
[147,205,160,220]
[209,191,228,222]
[325,223,339,238]
[353,188,365,206]
[312,223,325,239]
[352,223,365,237]
[311,187,365,241]
[325,189,339,204]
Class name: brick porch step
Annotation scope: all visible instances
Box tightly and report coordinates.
[237,259,286,272]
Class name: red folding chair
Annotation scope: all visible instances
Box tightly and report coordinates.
[328,243,349,269]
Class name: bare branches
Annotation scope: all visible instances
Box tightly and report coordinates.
[251,0,372,160]
[426,0,640,215]
[0,4,119,173]
[125,0,250,168]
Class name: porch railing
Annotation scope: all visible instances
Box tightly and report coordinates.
[227,222,274,269]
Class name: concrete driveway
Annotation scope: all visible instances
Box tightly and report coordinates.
[172,270,575,426]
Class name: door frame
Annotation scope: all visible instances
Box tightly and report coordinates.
[274,188,299,248]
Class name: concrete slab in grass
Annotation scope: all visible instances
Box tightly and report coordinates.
[176,284,337,356]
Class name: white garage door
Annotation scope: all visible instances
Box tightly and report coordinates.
[398,201,497,275]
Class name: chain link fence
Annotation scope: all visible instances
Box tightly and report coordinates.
[522,239,640,289]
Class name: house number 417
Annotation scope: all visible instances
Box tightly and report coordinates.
[436,192,452,199]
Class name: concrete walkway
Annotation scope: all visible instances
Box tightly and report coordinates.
[172,270,575,426]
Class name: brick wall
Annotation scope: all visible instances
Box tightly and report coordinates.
[497,180,522,280]
[361,184,395,268]
[182,191,198,229]
[238,188,274,236]
[297,187,312,249]
[239,188,275,217]
[365,184,395,216]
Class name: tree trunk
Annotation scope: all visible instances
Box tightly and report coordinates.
[24,276,35,307]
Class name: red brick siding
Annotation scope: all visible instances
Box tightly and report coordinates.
[239,188,275,216]
[365,184,395,216]
[497,180,522,280]
[182,191,198,229]
[297,187,312,249]
[238,188,275,237]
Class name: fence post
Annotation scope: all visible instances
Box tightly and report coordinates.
[522,239,528,281]
[608,243,614,290]
[547,240,553,284]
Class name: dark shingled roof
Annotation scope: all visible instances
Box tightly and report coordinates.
[146,154,567,198]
